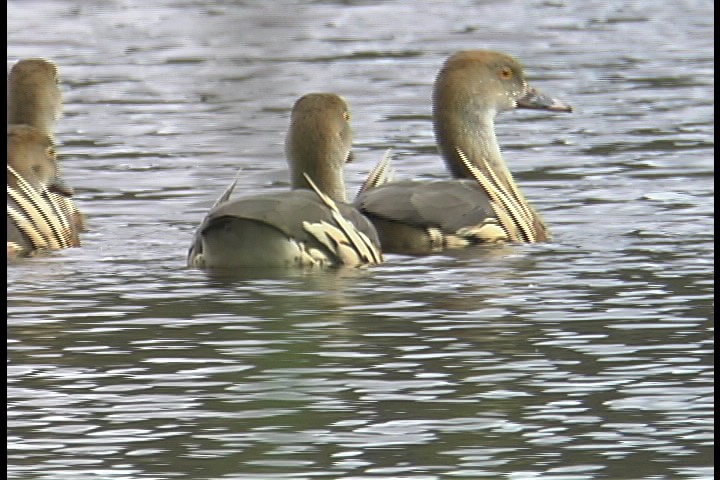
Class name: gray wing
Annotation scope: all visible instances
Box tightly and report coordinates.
[200,190,327,241]
[204,190,379,243]
[189,189,382,266]
[355,179,496,232]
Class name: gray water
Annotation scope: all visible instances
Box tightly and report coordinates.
[7,1,714,479]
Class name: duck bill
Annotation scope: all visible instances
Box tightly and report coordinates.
[516,86,572,112]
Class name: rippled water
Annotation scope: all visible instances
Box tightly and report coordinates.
[8,0,713,479]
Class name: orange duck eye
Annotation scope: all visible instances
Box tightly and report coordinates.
[499,67,513,80]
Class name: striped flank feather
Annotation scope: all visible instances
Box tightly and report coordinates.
[302,173,383,265]
[7,165,82,254]
[455,146,547,243]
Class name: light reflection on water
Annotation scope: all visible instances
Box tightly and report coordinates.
[8,0,713,478]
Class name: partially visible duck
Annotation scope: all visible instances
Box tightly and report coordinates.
[7,58,63,141]
[7,58,83,256]
[187,93,383,269]
[355,50,572,254]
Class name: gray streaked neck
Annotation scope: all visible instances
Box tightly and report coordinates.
[437,107,516,189]
[291,159,348,204]
[8,87,61,140]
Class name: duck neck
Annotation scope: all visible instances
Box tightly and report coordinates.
[436,105,549,239]
[8,87,61,141]
[435,105,517,190]
[291,159,348,204]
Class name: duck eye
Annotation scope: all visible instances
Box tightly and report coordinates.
[499,67,513,80]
